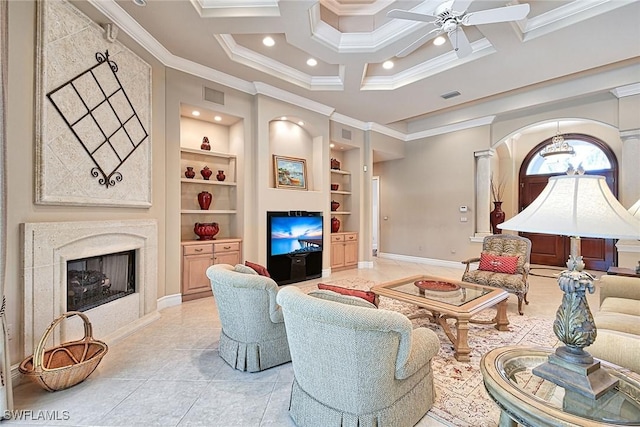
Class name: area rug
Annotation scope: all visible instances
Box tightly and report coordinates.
[324,277,559,427]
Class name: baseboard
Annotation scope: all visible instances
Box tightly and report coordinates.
[157,293,183,311]
[358,261,373,269]
[321,268,331,277]
[377,252,470,270]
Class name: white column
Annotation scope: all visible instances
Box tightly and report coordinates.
[474,149,495,238]
[616,129,640,269]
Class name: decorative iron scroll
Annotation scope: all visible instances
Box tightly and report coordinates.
[46,50,149,188]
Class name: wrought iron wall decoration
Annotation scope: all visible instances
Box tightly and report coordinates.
[46,50,149,188]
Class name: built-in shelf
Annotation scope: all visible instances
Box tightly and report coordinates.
[331,169,350,175]
[180,147,236,159]
[180,178,236,186]
[331,211,351,215]
[331,190,351,195]
[181,209,237,214]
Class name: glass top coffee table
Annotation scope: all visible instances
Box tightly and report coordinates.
[371,275,510,362]
[481,346,640,426]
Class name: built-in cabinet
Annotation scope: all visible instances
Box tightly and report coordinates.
[181,239,242,301]
[331,232,358,270]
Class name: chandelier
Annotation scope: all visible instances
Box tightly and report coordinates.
[539,122,575,157]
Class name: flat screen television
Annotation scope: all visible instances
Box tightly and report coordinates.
[267,211,323,257]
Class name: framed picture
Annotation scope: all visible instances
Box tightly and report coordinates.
[274,155,307,190]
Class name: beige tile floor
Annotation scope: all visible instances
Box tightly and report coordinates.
[7,257,603,426]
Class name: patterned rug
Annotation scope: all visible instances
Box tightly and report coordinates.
[324,277,558,427]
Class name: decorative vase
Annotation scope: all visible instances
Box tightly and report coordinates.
[200,166,212,180]
[331,217,340,233]
[216,170,226,181]
[331,200,340,212]
[330,158,341,170]
[490,201,506,234]
[331,183,339,191]
[201,136,211,151]
[197,191,212,210]
[184,166,195,179]
[194,222,219,240]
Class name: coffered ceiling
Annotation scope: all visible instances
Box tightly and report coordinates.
[81,0,640,131]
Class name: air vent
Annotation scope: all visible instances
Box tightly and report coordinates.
[441,91,461,100]
[203,87,225,105]
[341,129,352,140]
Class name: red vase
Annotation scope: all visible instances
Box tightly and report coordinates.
[216,170,226,181]
[490,201,506,234]
[201,136,211,151]
[197,191,212,210]
[330,158,341,170]
[201,166,212,180]
[331,217,340,233]
[194,222,219,240]
[184,167,195,179]
[331,200,340,212]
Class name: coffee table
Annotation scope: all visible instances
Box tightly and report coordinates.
[481,346,640,426]
[371,275,509,362]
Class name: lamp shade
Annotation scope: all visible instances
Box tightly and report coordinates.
[498,175,640,239]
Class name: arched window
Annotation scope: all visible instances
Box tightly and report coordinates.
[526,135,612,175]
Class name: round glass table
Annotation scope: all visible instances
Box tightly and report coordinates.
[481,346,640,426]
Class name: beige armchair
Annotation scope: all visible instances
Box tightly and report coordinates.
[205,264,291,372]
[462,234,531,315]
[276,286,440,427]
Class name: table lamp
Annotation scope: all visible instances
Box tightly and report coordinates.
[498,174,640,399]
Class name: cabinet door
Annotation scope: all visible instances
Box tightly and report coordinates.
[331,242,345,268]
[183,253,214,296]
[344,241,358,267]
[214,251,240,266]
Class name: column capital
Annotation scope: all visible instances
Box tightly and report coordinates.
[620,129,640,142]
[475,149,496,159]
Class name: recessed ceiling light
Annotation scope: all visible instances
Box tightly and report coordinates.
[306,58,317,67]
[263,36,275,47]
[433,36,446,46]
[132,0,146,6]
[329,143,335,148]
[191,110,200,117]
[214,116,222,122]
[281,116,287,121]
[382,60,394,70]
[298,121,304,126]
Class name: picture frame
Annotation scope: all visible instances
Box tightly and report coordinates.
[274,155,307,190]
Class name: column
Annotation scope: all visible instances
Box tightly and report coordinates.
[616,129,640,269]
[474,149,495,238]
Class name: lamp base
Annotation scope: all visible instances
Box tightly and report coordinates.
[532,347,619,399]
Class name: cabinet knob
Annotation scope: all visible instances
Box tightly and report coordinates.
[348,236,354,240]
[194,248,203,252]
[223,246,231,249]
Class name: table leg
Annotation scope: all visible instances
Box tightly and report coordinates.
[454,318,470,362]
[499,410,517,427]
[494,299,509,331]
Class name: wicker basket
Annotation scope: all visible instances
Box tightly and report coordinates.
[19,311,108,392]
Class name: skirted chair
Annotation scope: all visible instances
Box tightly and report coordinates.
[205,263,291,372]
[462,234,532,315]
[276,286,440,427]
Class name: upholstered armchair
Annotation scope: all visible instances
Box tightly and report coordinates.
[461,234,532,315]
[205,264,291,372]
[276,286,440,427]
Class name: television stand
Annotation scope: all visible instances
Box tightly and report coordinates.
[288,253,308,282]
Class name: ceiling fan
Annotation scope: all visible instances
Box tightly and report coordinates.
[387,0,530,59]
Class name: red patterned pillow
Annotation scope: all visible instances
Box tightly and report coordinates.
[317,283,378,306]
[245,261,271,278]
[479,253,519,274]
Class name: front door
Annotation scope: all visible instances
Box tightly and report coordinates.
[519,134,618,271]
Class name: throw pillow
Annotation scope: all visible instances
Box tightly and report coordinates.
[245,261,271,278]
[478,253,519,274]
[317,283,378,306]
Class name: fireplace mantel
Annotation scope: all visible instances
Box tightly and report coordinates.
[22,219,158,357]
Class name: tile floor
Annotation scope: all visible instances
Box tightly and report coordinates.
[7,257,602,426]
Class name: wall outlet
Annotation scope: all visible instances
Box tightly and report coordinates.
[460,217,468,222]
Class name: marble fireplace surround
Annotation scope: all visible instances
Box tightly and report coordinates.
[22,219,158,356]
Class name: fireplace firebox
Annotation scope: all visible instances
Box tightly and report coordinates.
[67,250,136,312]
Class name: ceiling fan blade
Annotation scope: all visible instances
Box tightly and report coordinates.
[448,27,472,59]
[387,9,437,22]
[450,0,474,13]
[396,29,440,58]
[462,4,530,26]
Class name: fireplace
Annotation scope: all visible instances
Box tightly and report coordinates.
[23,220,158,357]
[67,250,136,312]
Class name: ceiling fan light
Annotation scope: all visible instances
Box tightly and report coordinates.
[433,36,446,46]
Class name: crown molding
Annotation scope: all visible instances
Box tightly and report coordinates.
[361,39,495,91]
[215,35,344,91]
[366,122,407,141]
[330,113,406,141]
[253,82,335,116]
[330,112,367,130]
[190,0,280,18]
[320,0,394,17]
[407,116,496,141]
[611,83,640,98]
